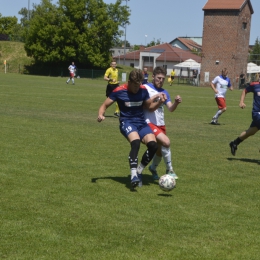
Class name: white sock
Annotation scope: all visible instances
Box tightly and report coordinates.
[131,168,137,179]
[137,163,145,174]
[214,110,222,119]
[161,146,173,171]
[150,154,162,170]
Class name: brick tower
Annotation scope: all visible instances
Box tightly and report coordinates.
[200,0,254,88]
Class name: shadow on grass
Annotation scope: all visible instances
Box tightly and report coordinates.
[157,193,173,197]
[227,157,260,165]
[91,174,158,192]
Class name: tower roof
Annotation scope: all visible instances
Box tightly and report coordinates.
[202,0,254,14]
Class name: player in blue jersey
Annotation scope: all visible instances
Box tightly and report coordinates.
[97,69,167,189]
[230,81,260,155]
[136,67,182,185]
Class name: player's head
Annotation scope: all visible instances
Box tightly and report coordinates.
[128,69,144,94]
[222,68,228,78]
[110,60,117,68]
[72,62,74,65]
[152,66,166,88]
[143,67,148,73]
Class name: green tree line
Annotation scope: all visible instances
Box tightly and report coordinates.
[0,0,130,68]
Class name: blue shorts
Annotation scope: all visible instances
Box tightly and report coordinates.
[119,120,153,140]
[250,112,260,129]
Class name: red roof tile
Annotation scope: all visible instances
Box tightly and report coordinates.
[177,38,202,51]
[115,43,201,63]
[203,0,253,14]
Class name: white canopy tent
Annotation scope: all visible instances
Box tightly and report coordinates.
[247,62,260,73]
[174,59,201,69]
[174,59,201,86]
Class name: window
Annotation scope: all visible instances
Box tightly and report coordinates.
[242,22,247,29]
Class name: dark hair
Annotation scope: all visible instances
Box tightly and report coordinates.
[153,66,166,76]
[222,68,228,74]
[129,69,144,83]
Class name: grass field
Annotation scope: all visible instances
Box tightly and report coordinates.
[0,73,259,259]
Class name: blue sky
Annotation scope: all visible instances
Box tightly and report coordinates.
[1,0,260,45]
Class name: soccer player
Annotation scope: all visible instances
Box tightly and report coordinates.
[137,66,182,185]
[210,68,233,125]
[229,80,260,156]
[66,62,76,85]
[104,61,120,117]
[97,69,167,189]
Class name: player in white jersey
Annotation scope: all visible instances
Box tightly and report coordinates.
[66,62,76,85]
[210,68,233,124]
[136,66,182,185]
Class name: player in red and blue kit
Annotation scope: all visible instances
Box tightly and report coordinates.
[210,68,233,125]
[230,81,260,155]
[97,69,167,189]
[137,67,182,183]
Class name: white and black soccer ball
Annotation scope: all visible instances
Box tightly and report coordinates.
[159,174,176,192]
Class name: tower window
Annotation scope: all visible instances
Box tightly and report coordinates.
[242,22,247,29]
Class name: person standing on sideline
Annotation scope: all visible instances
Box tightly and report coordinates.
[142,67,149,84]
[239,71,245,89]
[137,66,182,185]
[210,68,233,125]
[193,69,198,86]
[104,61,120,117]
[98,69,167,189]
[229,80,260,156]
[170,68,175,86]
[66,62,76,85]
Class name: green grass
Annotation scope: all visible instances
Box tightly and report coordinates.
[0,42,33,73]
[0,73,259,259]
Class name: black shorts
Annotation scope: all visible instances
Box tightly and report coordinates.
[106,83,119,97]
[171,76,175,80]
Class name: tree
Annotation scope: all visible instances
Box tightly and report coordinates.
[0,16,18,38]
[250,37,260,65]
[146,38,162,47]
[24,0,130,68]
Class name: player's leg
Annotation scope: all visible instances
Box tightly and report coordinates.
[154,132,178,179]
[136,126,158,186]
[120,121,141,188]
[139,133,158,169]
[114,102,120,117]
[230,125,259,156]
[211,98,226,124]
[66,75,71,84]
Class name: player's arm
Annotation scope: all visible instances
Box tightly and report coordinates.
[104,74,110,82]
[210,82,218,94]
[166,95,182,112]
[144,93,167,111]
[97,98,114,122]
[239,89,247,109]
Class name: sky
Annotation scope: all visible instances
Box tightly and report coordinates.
[1,0,260,45]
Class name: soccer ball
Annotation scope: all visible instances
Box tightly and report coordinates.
[159,174,176,192]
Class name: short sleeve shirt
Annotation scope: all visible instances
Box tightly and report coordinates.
[104,67,119,84]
